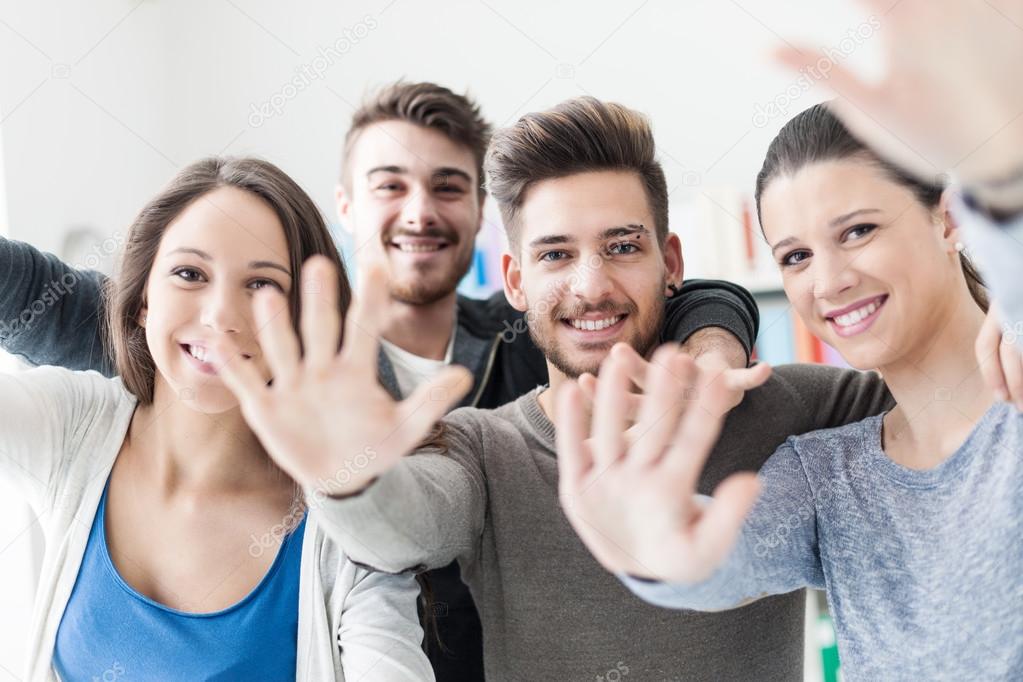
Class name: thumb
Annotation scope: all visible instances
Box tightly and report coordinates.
[395,365,474,445]
[724,363,773,392]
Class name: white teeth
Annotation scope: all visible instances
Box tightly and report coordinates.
[395,243,442,253]
[570,315,621,331]
[188,345,207,363]
[834,300,880,327]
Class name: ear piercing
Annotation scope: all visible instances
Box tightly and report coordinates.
[954,241,966,253]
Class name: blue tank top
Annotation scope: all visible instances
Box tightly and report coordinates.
[53,480,306,681]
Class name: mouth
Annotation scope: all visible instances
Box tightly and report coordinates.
[389,236,452,256]
[824,295,888,338]
[180,343,251,375]
[560,313,628,341]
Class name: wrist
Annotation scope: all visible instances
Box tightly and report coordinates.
[961,167,1023,223]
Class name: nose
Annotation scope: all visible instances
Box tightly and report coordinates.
[568,255,614,303]
[200,283,245,334]
[399,186,440,230]
[809,249,859,303]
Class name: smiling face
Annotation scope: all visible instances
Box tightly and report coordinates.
[760,158,966,370]
[503,170,682,379]
[141,186,292,413]
[337,120,483,305]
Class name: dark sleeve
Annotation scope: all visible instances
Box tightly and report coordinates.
[478,291,548,407]
[0,236,113,375]
[771,363,894,433]
[661,279,760,361]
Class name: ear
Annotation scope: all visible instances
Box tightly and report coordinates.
[501,251,528,312]
[138,305,148,329]
[335,183,354,235]
[662,232,684,296]
[474,194,486,237]
[938,188,963,255]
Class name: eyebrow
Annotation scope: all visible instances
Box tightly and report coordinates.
[167,247,292,277]
[528,223,649,250]
[366,165,473,183]
[770,209,882,254]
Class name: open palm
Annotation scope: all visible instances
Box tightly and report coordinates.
[219,256,472,498]
[556,344,763,582]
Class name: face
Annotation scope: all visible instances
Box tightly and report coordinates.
[337,120,483,306]
[503,170,682,379]
[142,186,292,413]
[760,158,963,370]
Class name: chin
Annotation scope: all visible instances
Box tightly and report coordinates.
[181,384,242,415]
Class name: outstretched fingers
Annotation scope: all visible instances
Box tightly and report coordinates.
[555,380,594,496]
[300,255,342,371]
[339,263,391,368]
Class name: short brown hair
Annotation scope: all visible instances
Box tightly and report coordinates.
[341,81,491,198]
[484,96,669,249]
[106,156,351,404]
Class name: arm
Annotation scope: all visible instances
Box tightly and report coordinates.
[952,194,1023,330]
[309,417,488,574]
[0,236,112,373]
[0,367,116,507]
[621,444,823,611]
[337,568,435,681]
[666,279,760,366]
[772,364,893,434]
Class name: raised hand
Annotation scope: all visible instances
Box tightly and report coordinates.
[556,343,764,583]
[576,344,772,419]
[977,303,1023,411]
[219,256,472,498]
[775,0,1023,195]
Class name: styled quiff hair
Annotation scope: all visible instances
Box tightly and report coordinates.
[341,81,492,198]
[484,96,669,249]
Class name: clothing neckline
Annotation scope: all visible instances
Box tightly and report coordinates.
[867,401,1009,488]
[96,480,306,619]
[379,313,458,367]
[519,386,556,450]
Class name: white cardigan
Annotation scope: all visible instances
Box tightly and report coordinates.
[0,366,434,682]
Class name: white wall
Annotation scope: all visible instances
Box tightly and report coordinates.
[0,0,884,253]
[0,1,883,674]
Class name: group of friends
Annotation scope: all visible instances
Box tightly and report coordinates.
[1,1,1022,680]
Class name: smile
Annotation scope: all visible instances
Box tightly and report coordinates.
[568,315,623,331]
[825,295,888,337]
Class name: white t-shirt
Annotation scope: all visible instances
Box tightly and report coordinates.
[379,320,457,398]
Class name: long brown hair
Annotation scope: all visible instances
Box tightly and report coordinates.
[106,156,351,404]
[754,102,988,311]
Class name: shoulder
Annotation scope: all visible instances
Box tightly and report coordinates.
[9,365,133,412]
[456,291,522,334]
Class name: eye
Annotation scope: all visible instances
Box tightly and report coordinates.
[779,250,811,267]
[844,223,877,241]
[248,278,283,292]
[375,182,403,192]
[172,266,206,283]
[607,241,640,256]
[538,250,569,263]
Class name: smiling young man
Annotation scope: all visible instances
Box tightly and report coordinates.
[309,96,895,680]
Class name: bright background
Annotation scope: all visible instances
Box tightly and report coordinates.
[0,1,892,678]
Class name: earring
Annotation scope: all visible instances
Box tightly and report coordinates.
[954,241,965,253]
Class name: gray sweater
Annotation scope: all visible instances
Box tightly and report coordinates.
[314,364,892,680]
[623,403,1023,680]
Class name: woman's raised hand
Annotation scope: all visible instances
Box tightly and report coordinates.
[219,256,472,498]
[555,343,764,583]
[775,0,1023,193]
